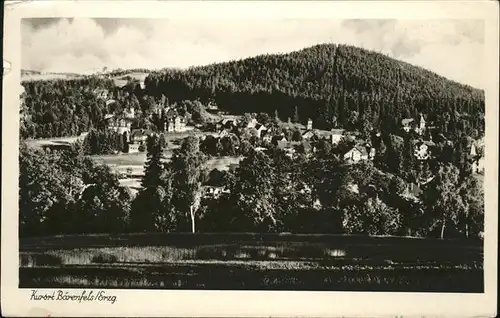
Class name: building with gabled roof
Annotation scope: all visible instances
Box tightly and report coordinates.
[272,135,289,149]
[130,128,154,144]
[343,145,369,163]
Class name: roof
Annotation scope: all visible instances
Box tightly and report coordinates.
[255,123,267,130]
[401,118,415,126]
[302,130,315,137]
[330,129,345,135]
[221,118,237,125]
[131,129,154,138]
[314,129,335,138]
[345,145,368,156]
[272,135,288,143]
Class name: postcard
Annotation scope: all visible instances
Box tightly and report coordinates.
[2,1,498,317]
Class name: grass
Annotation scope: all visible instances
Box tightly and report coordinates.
[19,263,483,292]
[19,233,483,291]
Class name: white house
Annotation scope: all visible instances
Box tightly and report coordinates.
[302,130,315,140]
[128,143,140,153]
[307,119,313,130]
[255,124,268,138]
[416,114,426,135]
[472,157,484,174]
[368,147,376,160]
[130,129,153,144]
[165,115,187,133]
[401,118,414,133]
[330,129,345,144]
[343,146,369,163]
[104,114,133,136]
[413,140,435,160]
[246,118,258,129]
[470,143,477,157]
[125,107,135,119]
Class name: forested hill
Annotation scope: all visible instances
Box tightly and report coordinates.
[21,78,117,138]
[145,44,484,137]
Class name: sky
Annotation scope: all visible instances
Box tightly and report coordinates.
[22,18,485,89]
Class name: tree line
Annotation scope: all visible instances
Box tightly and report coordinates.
[19,133,483,239]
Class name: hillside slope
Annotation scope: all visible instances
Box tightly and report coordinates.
[145,44,484,137]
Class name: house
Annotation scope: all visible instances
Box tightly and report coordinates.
[284,147,296,158]
[262,132,273,143]
[272,135,289,149]
[307,118,313,130]
[165,115,187,133]
[401,118,415,133]
[130,129,154,144]
[302,130,316,140]
[330,129,345,144]
[125,107,135,119]
[472,156,485,174]
[255,147,268,152]
[139,81,145,89]
[413,140,435,160]
[94,88,109,100]
[368,147,376,160]
[220,118,238,129]
[404,182,423,201]
[416,113,426,135]
[128,143,140,153]
[203,186,225,199]
[470,143,477,157]
[246,118,258,129]
[207,101,219,111]
[104,114,133,136]
[254,123,268,138]
[343,145,369,163]
[218,129,232,138]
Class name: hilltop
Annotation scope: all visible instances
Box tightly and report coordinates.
[20,44,484,141]
[145,43,484,137]
[21,69,85,82]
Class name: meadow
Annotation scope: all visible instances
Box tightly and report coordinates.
[19,233,483,292]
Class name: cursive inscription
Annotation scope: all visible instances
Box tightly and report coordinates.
[30,290,117,304]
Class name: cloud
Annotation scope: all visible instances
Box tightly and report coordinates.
[22,18,484,88]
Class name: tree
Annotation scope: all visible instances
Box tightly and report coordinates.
[230,150,278,232]
[142,135,168,188]
[170,136,207,233]
[343,197,401,235]
[458,175,484,238]
[420,163,465,238]
[306,156,348,233]
[292,127,303,142]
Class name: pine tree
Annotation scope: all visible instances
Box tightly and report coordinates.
[142,135,166,188]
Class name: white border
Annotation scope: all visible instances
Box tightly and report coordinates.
[2,1,498,317]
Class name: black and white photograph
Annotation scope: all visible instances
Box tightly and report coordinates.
[2,1,498,317]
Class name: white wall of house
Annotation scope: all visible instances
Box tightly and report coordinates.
[344,149,362,162]
[331,134,343,144]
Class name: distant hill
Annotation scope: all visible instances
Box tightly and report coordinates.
[21,69,85,82]
[145,43,484,138]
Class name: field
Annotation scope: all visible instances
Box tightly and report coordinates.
[19,233,483,292]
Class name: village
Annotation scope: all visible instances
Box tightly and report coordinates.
[98,88,485,204]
